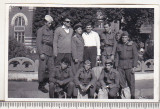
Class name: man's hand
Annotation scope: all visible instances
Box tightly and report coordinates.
[57,80,63,86]
[74,59,79,63]
[40,54,45,60]
[111,55,114,60]
[80,84,85,91]
[97,55,100,60]
[84,84,91,91]
[132,67,136,73]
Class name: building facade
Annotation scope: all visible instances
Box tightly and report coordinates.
[9,6,36,48]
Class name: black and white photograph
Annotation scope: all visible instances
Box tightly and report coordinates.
[6,5,159,101]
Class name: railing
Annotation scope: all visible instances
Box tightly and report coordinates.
[135,59,154,72]
[8,57,154,81]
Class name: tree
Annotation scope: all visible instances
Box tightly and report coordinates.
[32,7,154,43]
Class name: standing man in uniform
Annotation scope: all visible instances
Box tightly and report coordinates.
[100,22,117,65]
[53,16,73,66]
[99,59,120,99]
[36,15,54,93]
[82,22,101,68]
[115,31,138,99]
[71,23,84,75]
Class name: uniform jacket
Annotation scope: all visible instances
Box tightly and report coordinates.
[49,66,73,84]
[100,32,117,56]
[99,68,120,88]
[115,41,138,69]
[71,34,84,61]
[36,25,53,56]
[74,67,96,86]
[53,26,73,56]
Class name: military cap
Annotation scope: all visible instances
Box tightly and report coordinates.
[105,59,113,65]
[45,15,53,22]
[84,60,91,65]
[121,31,129,37]
[117,30,123,34]
[74,23,82,30]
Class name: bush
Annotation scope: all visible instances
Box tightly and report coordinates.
[8,36,29,60]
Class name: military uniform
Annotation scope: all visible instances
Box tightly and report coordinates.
[49,66,74,98]
[115,41,138,98]
[74,67,96,98]
[71,34,84,75]
[99,68,120,98]
[36,25,54,90]
[100,32,117,65]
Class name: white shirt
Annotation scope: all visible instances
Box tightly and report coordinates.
[82,31,101,55]
[62,25,69,33]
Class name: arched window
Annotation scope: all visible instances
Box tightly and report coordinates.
[11,13,28,43]
[14,16,25,43]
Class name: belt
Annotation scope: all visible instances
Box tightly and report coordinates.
[104,45,113,47]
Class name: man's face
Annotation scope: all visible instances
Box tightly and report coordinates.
[84,64,91,71]
[86,25,92,33]
[63,18,71,28]
[122,35,129,43]
[45,21,52,28]
[61,62,68,70]
[116,33,121,41]
[104,24,111,33]
[75,27,83,35]
[105,63,112,71]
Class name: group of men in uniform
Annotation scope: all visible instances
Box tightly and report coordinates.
[36,15,138,99]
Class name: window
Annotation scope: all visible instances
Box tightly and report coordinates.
[14,32,24,43]
[14,16,25,26]
[14,16,25,43]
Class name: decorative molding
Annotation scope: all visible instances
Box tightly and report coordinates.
[11,13,28,26]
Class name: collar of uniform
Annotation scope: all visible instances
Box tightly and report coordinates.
[124,41,133,46]
[103,31,111,35]
[104,68,113,74]
[59,66,68,73]
[83,67,91,73]
[43,25,50,31]
[75,33,82,38]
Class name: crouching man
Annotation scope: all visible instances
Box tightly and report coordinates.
[99,59,120,99]
[73,60,96,98]
[49,57,74,98]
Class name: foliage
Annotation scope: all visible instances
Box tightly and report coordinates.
[32,7,154,43]
[9,36,30,59]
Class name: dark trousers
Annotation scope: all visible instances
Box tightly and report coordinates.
[49,81,75,98]
[84,46,97,68]
[38,55,54,86]
[118,68,135,98]
[55,53,72,66]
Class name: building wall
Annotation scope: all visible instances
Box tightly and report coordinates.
[9,6,36,48]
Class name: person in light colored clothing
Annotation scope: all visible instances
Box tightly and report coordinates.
[82,22,101,68]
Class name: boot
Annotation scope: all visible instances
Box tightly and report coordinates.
[38,85,48,93]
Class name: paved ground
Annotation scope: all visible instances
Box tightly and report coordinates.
[8,79,153,99]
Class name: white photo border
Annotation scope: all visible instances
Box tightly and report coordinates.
[5,4,160,102]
